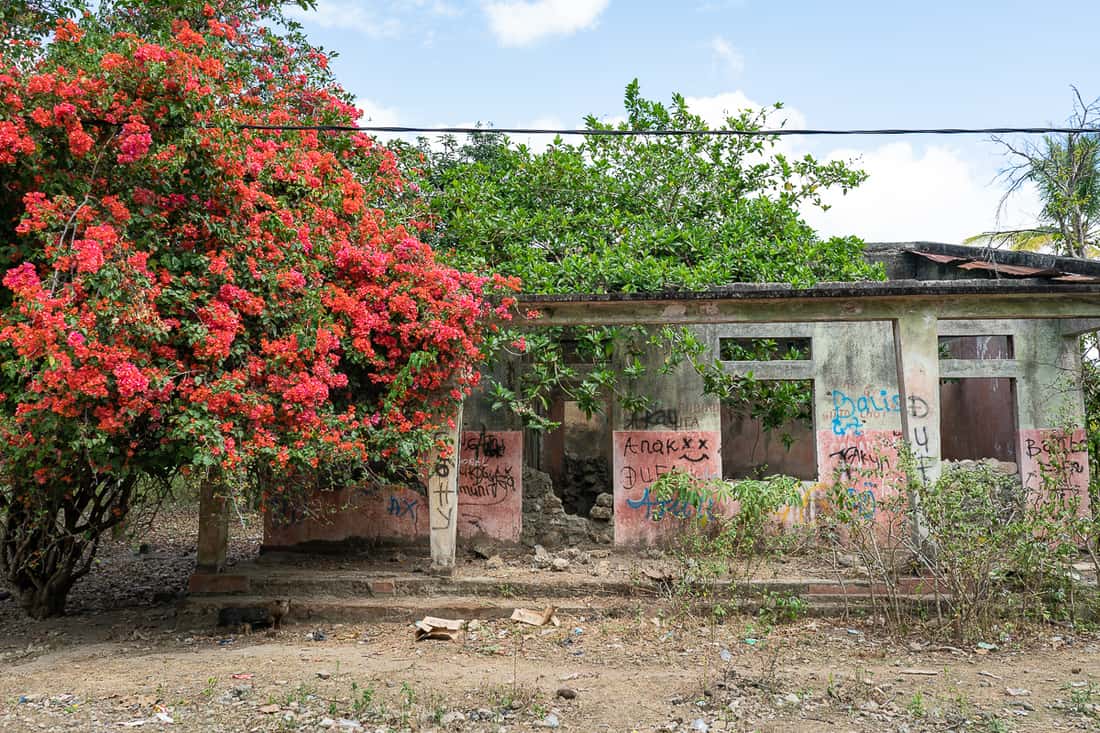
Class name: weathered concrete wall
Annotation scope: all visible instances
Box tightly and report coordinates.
[607,329,723,544]
[1013,320,1089,508]
[263,315,1090,551]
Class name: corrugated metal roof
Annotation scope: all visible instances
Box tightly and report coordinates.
[912,249,1099,282]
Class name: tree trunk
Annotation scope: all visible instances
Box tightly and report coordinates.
[17,569,74,619]
[1,502,90,619]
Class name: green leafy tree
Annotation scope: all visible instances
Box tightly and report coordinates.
[402,80,882,423]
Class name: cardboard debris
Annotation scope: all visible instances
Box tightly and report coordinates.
[414,616,465,641]
[511,606,559,627]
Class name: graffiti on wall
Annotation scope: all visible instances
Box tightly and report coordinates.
[613,430,722,545]
[829,387,929,437]
[817,429,905,531]
[624,402,714,431]
[264,430,525,547]
[457,429,523,541]
[1019,428,1089,513]
[427,428,458,533]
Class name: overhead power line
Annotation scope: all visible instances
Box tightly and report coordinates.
[233,123,1100,137]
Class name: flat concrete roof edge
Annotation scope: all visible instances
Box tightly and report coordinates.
[516,278,1100,304]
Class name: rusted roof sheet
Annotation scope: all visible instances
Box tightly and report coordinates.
[956,260,1061,277]
[904,243,1100,282]
[913,250,967,264]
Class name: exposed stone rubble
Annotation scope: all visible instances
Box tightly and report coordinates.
[560,455,610,515]
[521,466,612,547]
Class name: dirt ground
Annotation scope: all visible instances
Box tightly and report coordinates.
[3,510,1100,732]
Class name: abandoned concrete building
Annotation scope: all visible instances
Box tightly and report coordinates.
[191,241,1100,585]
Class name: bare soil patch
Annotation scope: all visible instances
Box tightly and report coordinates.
[2,509,1099,732]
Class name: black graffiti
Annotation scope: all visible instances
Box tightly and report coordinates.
[915,455,935,483]
[912,425,929,450]
[1025,435,1088,459]
[431,430,454,478]
[907,395,929,419]
[431,504,453,531]
[828,445,891,472]
[620,463,672,491]
[458,464,515,505]
[623,435,709,458]
[462,427,506,461]
[625,408,696,430]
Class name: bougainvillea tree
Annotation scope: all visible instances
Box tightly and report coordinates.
[0,0,512,617]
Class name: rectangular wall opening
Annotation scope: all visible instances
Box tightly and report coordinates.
[939,377,1018,463]
[938,334,1013,360]
[720,337,812,361]
[721,380,816,480]
[541,399,610,516]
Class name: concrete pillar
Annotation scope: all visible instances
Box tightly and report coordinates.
[196,475,229,572]
[427,402,463,574]
[893,310,942,486]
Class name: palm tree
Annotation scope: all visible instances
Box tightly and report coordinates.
[968,89,1100,259]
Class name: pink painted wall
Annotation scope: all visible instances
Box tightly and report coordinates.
[1018,428,1089,514]
[264,484,427,547]
[457,430,523,542]
[263,431,524,547]
[612,430,722,545]
[816,430,907,540]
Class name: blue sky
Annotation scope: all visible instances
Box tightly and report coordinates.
[287,0,1100,243]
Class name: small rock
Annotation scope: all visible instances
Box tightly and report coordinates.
[551,558,570,572]
[319,718,336,729]
[1005,687,1031,697]
[317,670,331,680]
[595,493,613,508]
[691,720,709,732]
[589,505,613,521]
[259,704,281,714]
[306,630,327,642]
[486,555,505,570]
[590,560,610,577]
[836,552,861,568]
[0,589,13,601]
[556,688,577,700]
[538,713,560,728]
[335,719,362,730]
[440,711,466,725]
[471,542,494,560]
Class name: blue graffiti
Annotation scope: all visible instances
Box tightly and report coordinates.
[387,496,419,523]
[626,487,717,523]
[830,389,902,436]
[847,484,877,520]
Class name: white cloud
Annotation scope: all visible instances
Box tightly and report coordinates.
[288,0,400,38]
[356,98,402,128]
[683,90,805,131]
[709,36,744,77]
[682,91,1039,244]
[483,0,610,47]
[802,142,1043,244]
